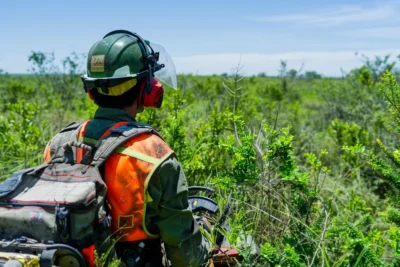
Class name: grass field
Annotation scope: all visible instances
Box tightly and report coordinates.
[1,52,400,266]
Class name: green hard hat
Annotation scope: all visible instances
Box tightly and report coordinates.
[86,33,145,79]
[81,30,177,94]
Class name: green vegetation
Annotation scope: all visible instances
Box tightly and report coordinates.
[1,52,400,266]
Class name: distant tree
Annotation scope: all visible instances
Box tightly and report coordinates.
[257,72,267,77]
[287,69,298,79]
[278,60,287,77]
[28,51,86,128]
[279,62,304,96]
[278,61,288,92]
[345,54,398,84]
[361,54,396,82]
[303,71,322,80]
[347,66,374,87]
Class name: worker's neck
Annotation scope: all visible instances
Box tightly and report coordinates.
[123,102,138,120]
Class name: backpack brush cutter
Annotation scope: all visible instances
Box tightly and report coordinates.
[0,186,258,267]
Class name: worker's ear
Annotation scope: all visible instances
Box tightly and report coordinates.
[87,90,94,101]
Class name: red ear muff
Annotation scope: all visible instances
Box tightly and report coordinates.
[138,78,164,109]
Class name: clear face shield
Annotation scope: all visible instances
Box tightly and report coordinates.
[150,43,178,90]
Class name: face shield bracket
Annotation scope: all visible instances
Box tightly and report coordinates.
[154,52,160,61]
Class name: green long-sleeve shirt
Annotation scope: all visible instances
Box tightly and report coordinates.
[75,107,210,266]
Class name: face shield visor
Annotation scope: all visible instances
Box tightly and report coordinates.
[150,43,177,90]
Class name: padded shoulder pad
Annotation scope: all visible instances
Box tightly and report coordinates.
[110,123,150,133]
[109,123,163,139]
[48,123,83,163]
[59,121,84,133]
[92,127,154,167]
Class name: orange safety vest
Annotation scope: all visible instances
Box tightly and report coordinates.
[44,121,174,265]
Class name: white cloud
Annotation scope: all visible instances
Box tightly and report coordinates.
[249,3,397,26]
[347,26,400,39]
[174,49,400,76]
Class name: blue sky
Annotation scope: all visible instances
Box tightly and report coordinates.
[1,0,400,76]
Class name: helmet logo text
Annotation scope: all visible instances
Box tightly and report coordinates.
[91,55,105,72]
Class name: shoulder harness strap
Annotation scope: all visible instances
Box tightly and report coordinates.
[83,122,163,167]
[59,121,85,133]
[48,121,85,163]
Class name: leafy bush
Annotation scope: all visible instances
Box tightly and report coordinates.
[2,52,400,266]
